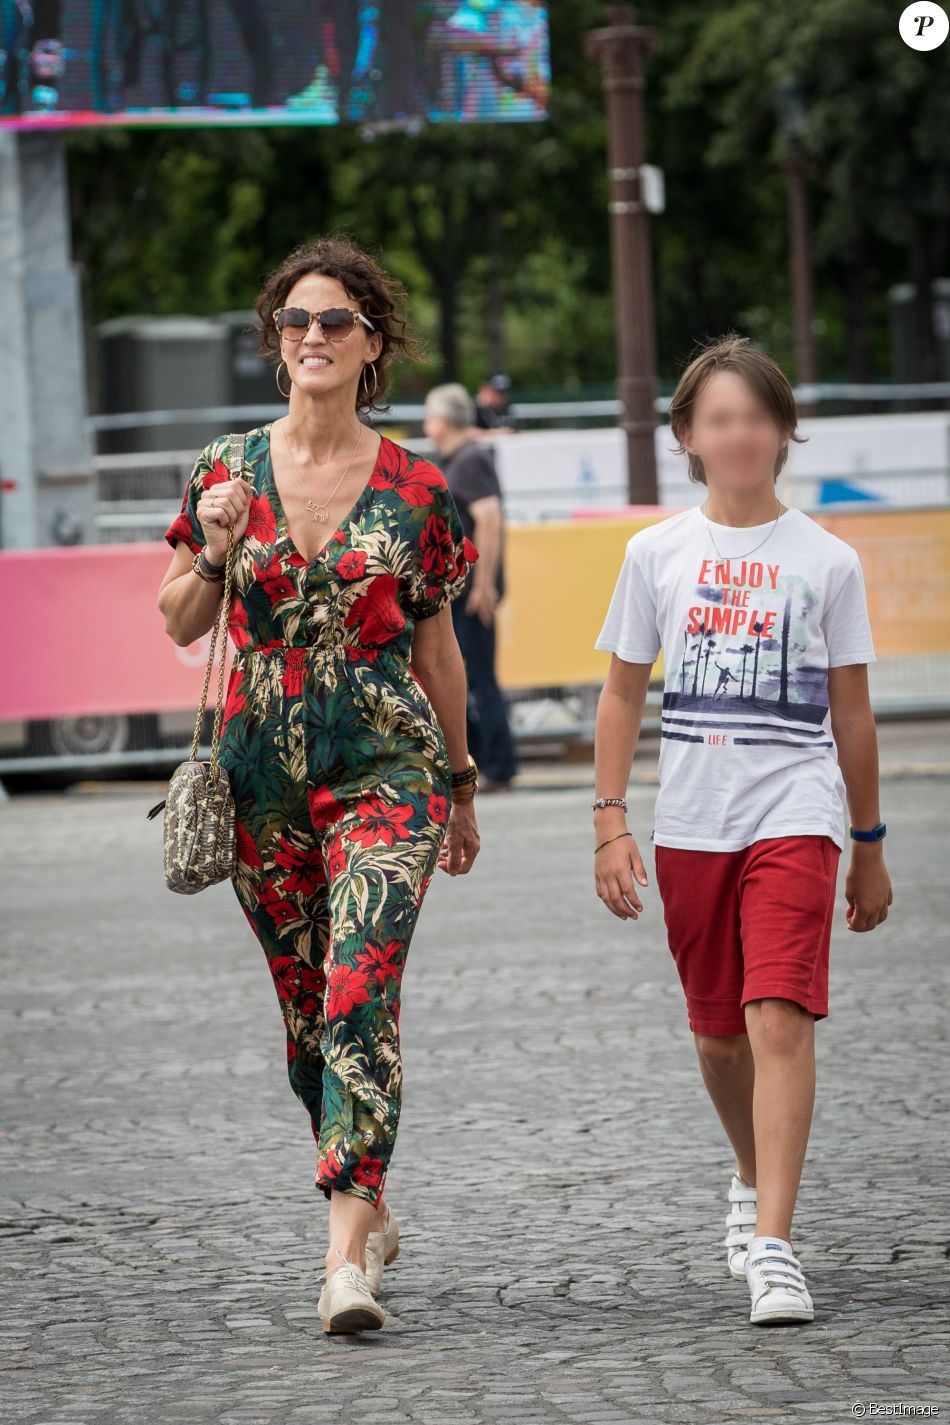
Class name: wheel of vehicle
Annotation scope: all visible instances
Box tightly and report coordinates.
[47,715,131,758]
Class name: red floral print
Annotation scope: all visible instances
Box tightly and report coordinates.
[223,668,247,723]
[281,646,308,697]
[308,786,346,830]
[346,797,414,848]
[356,939,402,985]
[236,818,262,869]
[274,836,327,896]
[427,792,448,824]
[337,549,368,581]
[163,424,478,1209]
[343,574,405,645]
[326,963,371,1019]
[352,1155,384,1188]
[417,512,458,582]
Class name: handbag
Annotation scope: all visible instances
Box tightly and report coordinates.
[145,432,246,893]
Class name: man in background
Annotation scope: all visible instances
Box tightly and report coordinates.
[424,384,519,792]
[474,372,519,435]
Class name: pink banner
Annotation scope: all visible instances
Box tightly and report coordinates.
[0,543,231,721]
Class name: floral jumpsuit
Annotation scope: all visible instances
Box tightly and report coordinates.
[164,422,478,1208]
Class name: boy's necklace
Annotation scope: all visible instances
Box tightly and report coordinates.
[700,496,786,561]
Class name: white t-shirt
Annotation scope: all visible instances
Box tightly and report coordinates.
[594,505,877,852]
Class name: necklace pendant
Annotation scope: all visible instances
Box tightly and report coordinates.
[306,498,329,524]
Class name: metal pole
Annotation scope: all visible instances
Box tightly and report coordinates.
[585,3,660,504]
[785,140,818,413]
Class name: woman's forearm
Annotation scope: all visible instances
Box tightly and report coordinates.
[412,643,471,773]
[159,565,227,647]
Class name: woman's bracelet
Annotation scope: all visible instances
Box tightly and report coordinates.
[594,830,633,854]
[451,755,478,789]
[592,796,628,812]
[192,549,226,584]
[450,756,478,801]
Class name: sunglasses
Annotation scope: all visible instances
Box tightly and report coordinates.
[273,305,377,343]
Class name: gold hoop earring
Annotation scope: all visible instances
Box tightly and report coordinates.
[276,361,292,399]
[361,361,378,402]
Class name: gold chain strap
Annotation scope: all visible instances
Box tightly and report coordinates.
[187,433,244,777]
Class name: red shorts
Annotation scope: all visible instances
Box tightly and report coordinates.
[653,834,841,1037]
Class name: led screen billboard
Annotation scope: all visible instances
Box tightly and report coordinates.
[0,1,550,128]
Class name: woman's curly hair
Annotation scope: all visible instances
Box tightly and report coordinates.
[254,234,425,419]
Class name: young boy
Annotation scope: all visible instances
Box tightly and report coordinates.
[592,334,892,1326]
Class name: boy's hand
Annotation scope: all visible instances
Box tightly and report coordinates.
[845,845,893,931]
[595,831,649,921]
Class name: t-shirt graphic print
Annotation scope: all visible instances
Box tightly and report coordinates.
[594,505,877,852]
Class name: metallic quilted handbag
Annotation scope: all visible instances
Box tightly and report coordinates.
[146,432,245,893]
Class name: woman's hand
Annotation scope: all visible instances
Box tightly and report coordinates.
[595,830,649,920]
[437,798,480,875]
[198,476,254,564]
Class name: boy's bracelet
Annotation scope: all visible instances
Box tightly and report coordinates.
[849,821,886,842]
[594,831,633,854]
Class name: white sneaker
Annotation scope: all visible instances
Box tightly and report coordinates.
[364,1202,400,1297]
[745,1236,814,1324]
[724,1172,758,1279]
[317,1248,385,1334]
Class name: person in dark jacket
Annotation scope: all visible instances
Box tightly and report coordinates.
[424,383,518,791]
[474,373,519,434]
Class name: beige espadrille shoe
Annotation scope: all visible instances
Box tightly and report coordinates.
[364,1202,400,1296]
[317,1248,385,1334]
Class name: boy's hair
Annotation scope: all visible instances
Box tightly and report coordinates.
[668,332,807,485]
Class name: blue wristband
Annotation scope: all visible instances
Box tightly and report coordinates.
[849,822,886,842]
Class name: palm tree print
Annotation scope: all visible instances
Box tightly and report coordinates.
[662,567,831,740]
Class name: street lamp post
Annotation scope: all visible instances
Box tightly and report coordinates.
[585,3,661,504]
[773,78,817,414]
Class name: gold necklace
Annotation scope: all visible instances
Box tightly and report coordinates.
[279,418,365,524]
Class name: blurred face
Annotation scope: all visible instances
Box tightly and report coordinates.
[277,273,382,402]
[684,369,786,493]
[423,407,453,449]
[478,383,503,408]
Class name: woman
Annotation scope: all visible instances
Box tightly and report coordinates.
[157,236,481,1335]
[592,334,891,1326]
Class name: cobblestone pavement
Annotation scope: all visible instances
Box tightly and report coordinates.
[2,738,948,1425]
